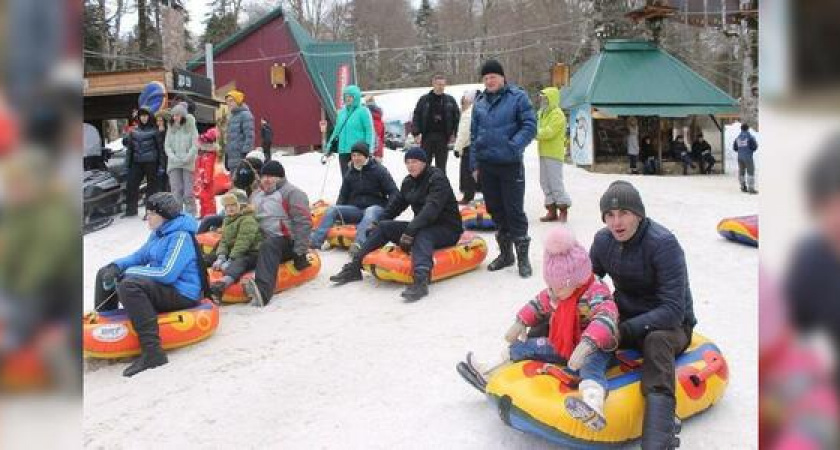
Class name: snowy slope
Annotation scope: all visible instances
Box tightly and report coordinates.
[83,145,757,449]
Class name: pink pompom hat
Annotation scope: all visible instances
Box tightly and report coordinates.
[542,226,592,290]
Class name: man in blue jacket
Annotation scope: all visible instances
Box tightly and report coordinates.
[470,60,537,278]
[590,181,696,449]
[733,123,758,194]
[96,192,205,377]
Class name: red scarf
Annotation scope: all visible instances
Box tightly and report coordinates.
[548,274,595,360]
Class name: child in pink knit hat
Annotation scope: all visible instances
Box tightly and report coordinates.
[458,225,620,431]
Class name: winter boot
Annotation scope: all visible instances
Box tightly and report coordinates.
[330,260,363,285]
[641,394,681,450]
[513,237,532,278]
[539,204,559,222]
[348,243,362,258]
[565,379,607,431]
[487,232,515,271]
[209,278,232,304]
[401,269,430,302]
[558,205,569,223]
[123,318,168,377]
[242,278,266,307]
[740,182,748,193]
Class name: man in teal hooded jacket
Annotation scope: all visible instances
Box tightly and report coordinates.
[325,85,376,179]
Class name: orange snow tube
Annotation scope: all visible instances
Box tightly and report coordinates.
[207,251,322,303]
[196,231,222,256]
[311,200,331,228]
[327,224,357,249]
[362,233,487,284]
[83,299,220,359]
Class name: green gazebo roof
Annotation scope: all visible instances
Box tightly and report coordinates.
[561,40,738,117]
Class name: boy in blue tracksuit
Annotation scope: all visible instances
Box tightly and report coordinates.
[733,123,759,194]
[95,192,205,377]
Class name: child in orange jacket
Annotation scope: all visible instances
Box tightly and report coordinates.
[194,128,219,218]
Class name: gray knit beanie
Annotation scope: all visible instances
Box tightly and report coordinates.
[599,180,646,222]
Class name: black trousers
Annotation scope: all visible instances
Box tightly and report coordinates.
[622,324,693,398]
[422,132,449,173]
[356,220,461,274]
[262,143,271,162]
[339,153,352,180]
[125,162,159,215]
[205,252,258,282]
[197,214,225,233]
[479,162,528,239]
[254,235,295,305]
[458,145,478,199]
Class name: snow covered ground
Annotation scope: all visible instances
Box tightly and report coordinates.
[83,145,757,449]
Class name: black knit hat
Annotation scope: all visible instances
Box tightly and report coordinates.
[261,160,285,178]
[350,141,370,158]
[145,192,182,219]
[599,180,646,222]
[480,59,505,78]
[404,146,427,163]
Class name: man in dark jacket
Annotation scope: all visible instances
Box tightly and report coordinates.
[411,74,460,172]
[470,59,537,278]
[589,180,696,449]
[310,141,399,255]
[330,147,463,302]
[671,135,694,175]
[733,123,758,194]
[785,135,840,391]
[123,106,163,217]
[260,117,273,162]
[691,133,714,174]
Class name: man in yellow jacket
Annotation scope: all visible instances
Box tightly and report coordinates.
[535,87,571,222]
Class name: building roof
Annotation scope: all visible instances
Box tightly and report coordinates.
[561,40,738,117]
[187,6,354,121]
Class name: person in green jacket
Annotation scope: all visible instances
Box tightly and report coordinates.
[207,189,263,301]
[535,87,571,223]
[325,85,375,180]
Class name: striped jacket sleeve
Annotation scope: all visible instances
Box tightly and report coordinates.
[123,231,195,285]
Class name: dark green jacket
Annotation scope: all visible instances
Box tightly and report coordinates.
[217,207,262,259]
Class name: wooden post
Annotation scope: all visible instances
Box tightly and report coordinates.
[709,114,725,174]
[656,117,662,174]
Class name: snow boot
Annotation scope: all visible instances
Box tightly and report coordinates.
[401,269,429,302]
[242,278,266,307]
[565,379,607,431]
[123,318,168,377]
[488,232,515,271]
[513,237,532,278]
[209,278,231,304]
[740,183,748,193]
[348,243,362,258]
[641,394,681,450]
[558,205,569,223]
[330,261,363,285]
[539,204,559,222]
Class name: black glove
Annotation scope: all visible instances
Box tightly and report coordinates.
[398,233,414,253]
[293,253,311,271]
[618,322,634,347]
[454,150,460,158]
[100,263,122,290]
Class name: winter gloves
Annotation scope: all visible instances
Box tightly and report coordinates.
[293,253,311,271]
[567,338,597,371]
[212,254,229,271]
[505,320,528,344]
[398,234,414,253]
[100,263,122,290]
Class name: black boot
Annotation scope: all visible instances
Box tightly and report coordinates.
[401,270,430,302]
[330,260,363,285]
[209,281,228,304]
[487,232,515,271]
[740,183,748,193]
[513,237,532,278]
[641,394,681,449]
[123,318,168,377]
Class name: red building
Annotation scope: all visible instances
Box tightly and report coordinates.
[188,7,355,153]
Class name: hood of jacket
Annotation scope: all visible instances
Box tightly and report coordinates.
[155,213,198,238]
[343,85,363,110]
[540,87,560,111]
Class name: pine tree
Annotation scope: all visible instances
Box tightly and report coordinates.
[414,0,441,83]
